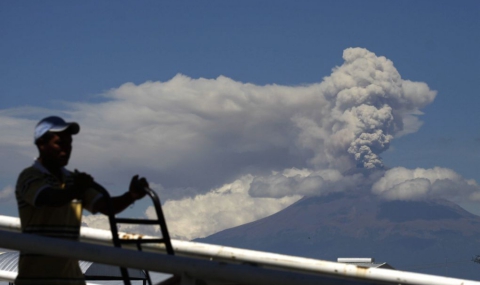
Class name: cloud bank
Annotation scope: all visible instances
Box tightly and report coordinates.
[3,47,479,239]
[249,168,365,198]
[372,167,480,202]
[153,176,300,240]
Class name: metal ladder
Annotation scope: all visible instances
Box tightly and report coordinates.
[94,183,175,285]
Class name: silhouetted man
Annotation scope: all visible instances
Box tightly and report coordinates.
[15,116,148,285]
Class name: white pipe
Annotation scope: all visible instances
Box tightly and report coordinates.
[0,215,478,285]
[0,229,360,285]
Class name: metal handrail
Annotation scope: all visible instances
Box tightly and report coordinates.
[91,182,132,285]
[92,182,175,285]
[144,187,174,255]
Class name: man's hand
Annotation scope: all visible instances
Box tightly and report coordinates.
[128,175,148,201]
[93,175,149,215]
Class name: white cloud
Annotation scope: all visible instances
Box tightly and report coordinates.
[248,168,364,198]
[0,186,14,203]
[82,214,110,230]
[81,176,300,240]
[372,167,480,202]
[151,175,301,240]
[81,212,157,236]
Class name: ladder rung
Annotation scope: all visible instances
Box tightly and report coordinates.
[114,218,161,225]
[119,238,166,244]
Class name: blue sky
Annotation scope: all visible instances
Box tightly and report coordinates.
[0,1,479,239]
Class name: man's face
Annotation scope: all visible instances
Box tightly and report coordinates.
[39,131,73,167]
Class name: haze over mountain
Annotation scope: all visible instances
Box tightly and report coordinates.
[196,191,480,280]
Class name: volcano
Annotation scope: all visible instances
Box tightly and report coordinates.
[196,192,480,280]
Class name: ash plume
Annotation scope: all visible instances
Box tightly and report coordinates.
[302,48,436,171]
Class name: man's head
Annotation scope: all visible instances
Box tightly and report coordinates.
[34,116,80,168]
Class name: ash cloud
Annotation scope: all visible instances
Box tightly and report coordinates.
[306,48,436,170]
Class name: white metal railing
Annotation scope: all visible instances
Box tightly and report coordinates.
[0,215,479,285]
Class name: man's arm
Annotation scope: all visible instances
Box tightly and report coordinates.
[35,171,93,207]
[35,187,84,207]
[92,175,148,215]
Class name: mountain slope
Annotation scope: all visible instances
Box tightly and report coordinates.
[196,192,480,280]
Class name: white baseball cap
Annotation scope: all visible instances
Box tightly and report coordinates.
[34,116,80,143]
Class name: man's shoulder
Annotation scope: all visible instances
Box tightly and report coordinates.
[16,165,44,185]
[18,162,73,177]
[18,165,40,177]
